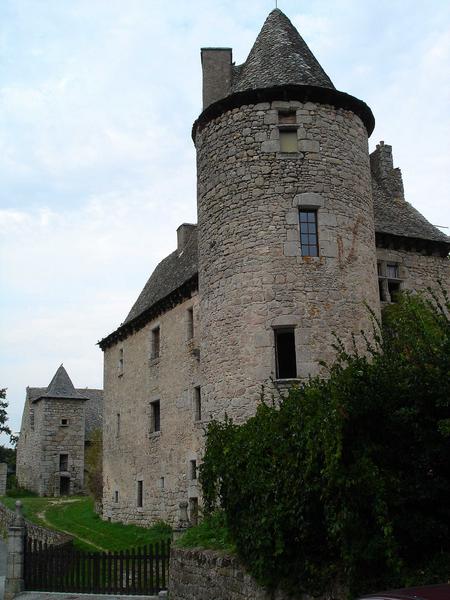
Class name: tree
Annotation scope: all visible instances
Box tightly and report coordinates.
[200,289,450,598]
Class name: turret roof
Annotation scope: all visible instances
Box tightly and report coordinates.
[32,365,89,402]
[232,9,334,93]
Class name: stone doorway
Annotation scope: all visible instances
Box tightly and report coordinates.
[59,475,70,496]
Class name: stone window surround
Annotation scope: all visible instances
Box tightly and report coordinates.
[149,322,162,364]
[377,259,404,303]
[186,306,195,341]
[118,347,124,377]
[149,397,161,436]
[260,102,320,158]
[284,192,339,259]
[59,452,69,473]
[193,385,202,423]
[60,418,69,427]
[270,316,315,381]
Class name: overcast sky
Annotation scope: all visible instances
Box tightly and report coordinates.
[1,0,449,441]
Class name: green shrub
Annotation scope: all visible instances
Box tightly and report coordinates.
[176,510,235,553]
[200,288,450,598]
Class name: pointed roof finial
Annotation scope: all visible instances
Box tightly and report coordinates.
[232,9,334,93]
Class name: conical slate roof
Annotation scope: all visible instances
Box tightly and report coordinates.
[33,365,89,402]
[232,9,335,93]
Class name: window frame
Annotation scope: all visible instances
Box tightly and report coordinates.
[59,453,69,472]
[193,386,202,422]
[150,399,161,433]
[274,326,298,380]
[137,480,143,508]
[298,209,319,257]
[150,326,161,360]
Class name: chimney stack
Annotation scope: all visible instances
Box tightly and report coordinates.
[201,48,232,109]
[177,223,196,254]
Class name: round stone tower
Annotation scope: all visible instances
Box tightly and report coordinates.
[194,10,379,423]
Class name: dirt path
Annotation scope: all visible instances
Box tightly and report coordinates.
[36,499,107,552]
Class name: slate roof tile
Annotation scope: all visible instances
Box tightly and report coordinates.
[232,9,334,93]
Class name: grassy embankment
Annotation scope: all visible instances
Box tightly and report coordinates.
[176,511,235,554]
[2,496,171,552]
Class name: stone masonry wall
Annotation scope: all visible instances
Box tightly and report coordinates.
[16,398,44,494]
[0,503,72,546]
[169,547,340,600]
[196,100,380,424]
[376,246,450,296]
[102,293,202,525]
[39,398,86,496]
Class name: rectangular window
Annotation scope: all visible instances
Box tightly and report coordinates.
[190,459,197,481]
[114,490,119,503]
[137,480,143,508]
[187,307,194,340]
[151,327,160,359]
[116,413,120,437]
[118,348,124,376]
[194,386,202,422]
[386,263,399,279]
[275,328,297,379]
[59,454,68,471]
[60,418,68,427]
[299,210,319,257]
[279,129,298,153]
[160,477,165,490]
[150,400,161,433]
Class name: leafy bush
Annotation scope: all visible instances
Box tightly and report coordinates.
[5,476,37,497]
[200,289,450,598]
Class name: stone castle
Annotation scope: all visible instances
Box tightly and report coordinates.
[16,365,103,496]
[97,9,449,525]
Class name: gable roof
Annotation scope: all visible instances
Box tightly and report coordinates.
[373,180,450,244]
[232,9,334,93]
[32,365,89,402]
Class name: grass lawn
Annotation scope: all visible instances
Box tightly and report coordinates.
[2,496,171,552]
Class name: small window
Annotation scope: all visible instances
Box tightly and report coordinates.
[137,480,143,508]
[59,454,68,471]
[299,210,319,257]
[30,409,35,431]
[190,459,197,481]
[279,130,298,153]
[388,280,401,301]
[187,307,194,340]
[151,326,160,359]
[118,347,124,376]
[275,328,297,380]
[386,263,399,279]
[150,400,161,433]
[114,490,119,503]
[116,413,120,437]
[60,418,68,427]
[160,477,165,490]
[194,386,202,422]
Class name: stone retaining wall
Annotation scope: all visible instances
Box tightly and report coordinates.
[0,502,72,546]
[169,547,340,600]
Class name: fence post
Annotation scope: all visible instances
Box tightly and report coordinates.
[4,500,26,600]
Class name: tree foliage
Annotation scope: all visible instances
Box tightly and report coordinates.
[85,428,103,503]
[199,289,450,598]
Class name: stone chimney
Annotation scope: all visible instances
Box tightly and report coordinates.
[370,141,404,200]
[201,48,232,109]
[177,223,196,254]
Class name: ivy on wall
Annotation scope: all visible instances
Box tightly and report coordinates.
[200,288,450,598]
